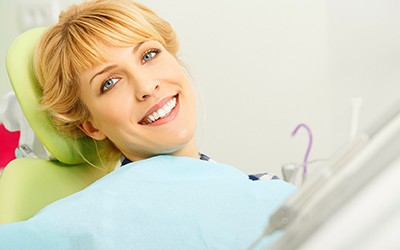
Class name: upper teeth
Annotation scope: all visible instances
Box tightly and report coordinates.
[145,97,177,124]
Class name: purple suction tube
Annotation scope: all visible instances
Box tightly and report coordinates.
[291,123,313,175]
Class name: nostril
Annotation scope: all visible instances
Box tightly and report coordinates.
[136,81,160,100]
[154,83,160,92]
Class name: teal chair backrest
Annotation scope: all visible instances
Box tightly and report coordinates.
[0,28,107,224]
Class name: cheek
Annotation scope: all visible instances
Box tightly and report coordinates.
[89,96,133,129]
[183,84,197,111]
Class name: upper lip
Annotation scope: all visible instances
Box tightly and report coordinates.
[139,95,177,123]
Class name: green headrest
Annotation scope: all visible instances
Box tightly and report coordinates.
[6,27,97,165]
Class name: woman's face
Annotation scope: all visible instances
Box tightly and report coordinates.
[78,41,198,161]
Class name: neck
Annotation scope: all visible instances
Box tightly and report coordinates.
[170,138,199,159]
[122,138,200,163]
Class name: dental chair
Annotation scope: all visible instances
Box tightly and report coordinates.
[0,28,108,224]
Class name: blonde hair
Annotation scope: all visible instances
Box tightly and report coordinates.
[34,0,180,166]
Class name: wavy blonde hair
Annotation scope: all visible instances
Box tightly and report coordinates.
[34,0,180,166]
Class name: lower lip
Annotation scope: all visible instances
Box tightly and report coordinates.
[144,96,180,126]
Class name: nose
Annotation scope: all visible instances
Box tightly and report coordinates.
[135,79,160,101]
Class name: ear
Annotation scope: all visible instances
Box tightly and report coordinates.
[78,121,107,140]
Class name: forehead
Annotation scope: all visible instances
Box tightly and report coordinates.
[77,40,149,72]
[72,40,140,77]
[66,29,157,76]
[82,39,166,67]
[77,42,146,84]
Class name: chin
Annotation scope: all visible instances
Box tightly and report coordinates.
[177,124,197,143]
[161,131,196,154]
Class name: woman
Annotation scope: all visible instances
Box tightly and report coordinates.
[0,0,297,249]
[35,0,199,169]
[35,0,278,181]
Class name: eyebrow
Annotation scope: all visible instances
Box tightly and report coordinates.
[89,65,118,84]
[134,41,145,54]
[89,42,146,84]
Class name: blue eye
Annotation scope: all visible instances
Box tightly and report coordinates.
[142,49,160,63]
[100,77,119,94]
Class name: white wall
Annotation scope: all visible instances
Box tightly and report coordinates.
[326,0,400,148]
[2,0,399,177]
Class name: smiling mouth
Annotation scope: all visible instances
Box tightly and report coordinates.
[139,95,178,125]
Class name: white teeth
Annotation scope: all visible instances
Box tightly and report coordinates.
[143,97,176,124]
[148,114,156,122]
[158,108,166,117]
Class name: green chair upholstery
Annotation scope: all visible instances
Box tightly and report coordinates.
[0,28,107,224]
